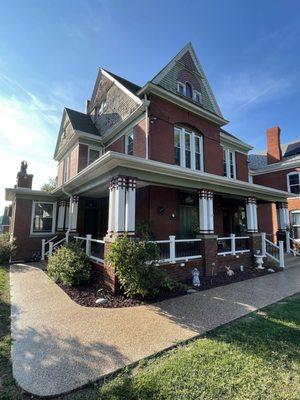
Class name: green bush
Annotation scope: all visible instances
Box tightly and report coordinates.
[0,233,15,264]
[107,236,180,298]
[48,243,92,287]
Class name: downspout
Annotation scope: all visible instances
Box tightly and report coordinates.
[61,185,72,236]
[144,94,149,160]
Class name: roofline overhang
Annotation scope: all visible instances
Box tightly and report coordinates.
[220,132,253,153]
[54,131,103,161]
[5,188,57,202]
[137,82,229,127]
[250,157,300,175]
[52,151,292,202]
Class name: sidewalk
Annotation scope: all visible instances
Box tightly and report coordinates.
[10,263,300,397]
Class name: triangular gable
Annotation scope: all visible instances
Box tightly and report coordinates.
[151,42,223,117]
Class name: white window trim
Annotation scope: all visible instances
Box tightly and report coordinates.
[30,201,57,236]
[88,146,102,165]
[290,209,300,226]
[176,82,185,95]
[223,148,237,179]
[125,131,134,155]
[193,89,202,103]
[287,172,300,195]
[174,127,204,172]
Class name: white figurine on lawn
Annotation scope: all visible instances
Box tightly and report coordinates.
[225,266,235,277]
[192,268,201,287]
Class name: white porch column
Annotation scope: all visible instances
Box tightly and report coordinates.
[246,197,258,233]
[57,200,66,231]
[198,189,214,234]
[277,202,289,230]
[114,176,127,234]
[107,179,116,234]
[65,201,70,230]
[69,195,79,232]
[125,177,136,234]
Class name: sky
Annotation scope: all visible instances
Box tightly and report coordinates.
[1,0,300,213]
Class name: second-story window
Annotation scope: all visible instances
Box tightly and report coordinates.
[174,127,203,171]
[288,172,300,194]
[63,155,70,183]
[125,132,134,155]
[88,148,100,165]
[223,148,236,179]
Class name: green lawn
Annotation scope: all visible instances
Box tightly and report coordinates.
[0,265,299,400]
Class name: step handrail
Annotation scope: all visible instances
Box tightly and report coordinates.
[261,232,285,268]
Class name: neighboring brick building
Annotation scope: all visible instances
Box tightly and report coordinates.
[249,127,300,241]
[5,43,291,287]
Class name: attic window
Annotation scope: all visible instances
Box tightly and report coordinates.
[185,82,193,98]
[176,82,202,104]
[176,82,185,95]
[193,90,202,103]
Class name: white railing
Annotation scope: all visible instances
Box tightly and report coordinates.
[261,232,285,268]
[217,234,250,256]
[74,234,105,264]
[41,232,69,260]
[286,231,300,256]
[152,235,202,263]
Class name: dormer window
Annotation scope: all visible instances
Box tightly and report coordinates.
[193,90,202,103]
[176,82,185,95]
[185,82,193,98]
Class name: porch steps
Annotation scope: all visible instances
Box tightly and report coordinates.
[284,253,300,269]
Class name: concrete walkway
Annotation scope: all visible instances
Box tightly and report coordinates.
[10,263,300,397]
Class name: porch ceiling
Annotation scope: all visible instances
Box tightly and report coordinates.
[52,151,292,202]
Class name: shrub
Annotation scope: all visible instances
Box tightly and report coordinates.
[48,243,92,287]
[107,236,180,298]
[0,233,15,264]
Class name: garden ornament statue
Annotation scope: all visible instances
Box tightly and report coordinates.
[20,160,28,175]
[225,266,234,277]
[192,268,201,287]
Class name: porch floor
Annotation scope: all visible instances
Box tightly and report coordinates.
[10,262,300,397]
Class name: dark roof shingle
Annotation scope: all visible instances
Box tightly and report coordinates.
[103,70,141,95]
[65,108,99,136]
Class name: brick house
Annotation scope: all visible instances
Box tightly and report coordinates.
[249,126,300,241]
[5,43,292,289]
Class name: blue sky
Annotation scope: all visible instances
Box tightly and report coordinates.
[1,0,300,212]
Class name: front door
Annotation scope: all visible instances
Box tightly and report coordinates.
[179,206,199,238]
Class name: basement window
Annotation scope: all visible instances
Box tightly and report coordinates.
[31,202,56,234]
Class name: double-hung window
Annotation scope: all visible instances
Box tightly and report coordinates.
[174,127,203,171]
[291,210,300,239]
[287,172,300,194]
[31,202,56,234]
[88,147,101,165]
[125,132,134,155]
[63,155,70,183]
[223,148,236,179]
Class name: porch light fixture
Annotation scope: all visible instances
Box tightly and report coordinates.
[170,213,176,220]
[180,263,185,267]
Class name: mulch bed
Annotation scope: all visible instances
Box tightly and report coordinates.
[56,266,279,308]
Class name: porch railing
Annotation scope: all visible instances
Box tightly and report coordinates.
[285,231,300,257]
[152,235,202,263]
[41,232,69,260]
[74,234,105,264]
[217,234,250,256]
[261,232,285,268]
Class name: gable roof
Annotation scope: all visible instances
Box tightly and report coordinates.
[220,128,253,151]
[150,42,223,118]
[102,70,141,95]
[65,108,99,136]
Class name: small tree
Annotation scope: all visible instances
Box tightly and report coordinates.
[0,233,15,264]
[41,178,57,193]
[107,236,179,298]
[48,243,92,286]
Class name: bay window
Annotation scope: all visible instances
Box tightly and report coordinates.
[31,202,56,234]
[223,148,236,179]
[174,127,203,171]
[287,172,300,194]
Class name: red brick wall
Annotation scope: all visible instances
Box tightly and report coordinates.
[133,118,146,158]
[236,152,249,182]
[57,161,64,187]
[253,167,300,191]
[11,198,56,261]
[148,95,224,175]
[70,145,79,179]
[288,197,300,213]
[107,136,125,153]
[16,174,33,189]
[257,203,278,236]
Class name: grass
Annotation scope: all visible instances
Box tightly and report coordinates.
[69,293,300,400]
[0,265,22,400]
[0,265,299,400]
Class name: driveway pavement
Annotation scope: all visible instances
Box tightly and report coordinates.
[10,263,300,397]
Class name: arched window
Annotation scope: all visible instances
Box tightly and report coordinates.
[174,126,204,171]
[185,82,193,98]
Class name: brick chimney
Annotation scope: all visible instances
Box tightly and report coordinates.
[15,161,33,189]
[266,126,282,164]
